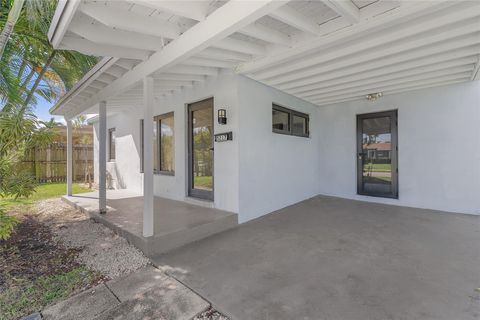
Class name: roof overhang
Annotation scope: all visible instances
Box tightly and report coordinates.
[48,0,480,119]
[48,0,80,49]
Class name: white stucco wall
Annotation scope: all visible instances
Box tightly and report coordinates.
[237,75,321,222]
[94,76,479,223]
[93,111,143,193]
[317,81,480,215]
[94,71,240,214]
[152,70,240,213]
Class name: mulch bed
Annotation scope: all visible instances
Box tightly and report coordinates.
[0,214,105,294]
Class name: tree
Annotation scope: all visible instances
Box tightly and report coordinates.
[0,0,98,109]
[0,105,55,239]
[0,0,97,239]
[0,0,24,59]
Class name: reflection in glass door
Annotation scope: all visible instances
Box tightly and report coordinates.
[188,98,214,200]
[357,110,398,198]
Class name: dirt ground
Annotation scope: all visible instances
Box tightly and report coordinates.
[0,198,148,319]
[1,198,228,320]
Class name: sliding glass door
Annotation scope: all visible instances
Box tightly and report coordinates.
[188,98,214,200]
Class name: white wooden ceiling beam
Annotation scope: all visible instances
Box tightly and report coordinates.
[136,0,210,21]
[278,45,480,91]
[198,47,251,62]
[152,73,206,82]
[183,57,236,69]
[69,16,164,51]
[80,2,267,58]
[309,72,471,102]
[166,65,219,76]
[290,56,479,95]
[255,6,480,82]
[154,80,195,87]
[78,3,181,39]
[322,0,360,24]
[88,81,108,91]
[214,37,266,56]
[97,73,117,84]
[59,36,151,60]
[115,60,139,71]
[313,78,469,106]
[471,55,480,80]
[239,23,291,46]
[76,92,92,99]
[74,0,287,113]
[268,32,480,87]
[269,6,322,36]
[82,87,99,95]
[103,65,126,79]
[301,65,473,99]
[237,1,455,74]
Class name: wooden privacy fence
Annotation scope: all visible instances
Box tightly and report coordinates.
[21,143,93,183]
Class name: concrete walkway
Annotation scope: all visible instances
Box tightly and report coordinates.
[154,196,480,320]
[41,266,209,320]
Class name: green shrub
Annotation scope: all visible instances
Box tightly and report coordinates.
[0,206,19,240]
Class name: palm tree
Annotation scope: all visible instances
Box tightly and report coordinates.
[0,0,98,110]
[0,0,24,59]
[0,0,97,239]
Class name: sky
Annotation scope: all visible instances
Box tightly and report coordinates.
[35,95,66,124]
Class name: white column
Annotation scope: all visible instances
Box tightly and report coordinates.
[66,118,73,196]
[98,101,107,213]
[143,77,154,237]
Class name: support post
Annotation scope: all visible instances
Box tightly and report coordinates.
[143,77,154,237]
[99,101,107,213]
[66,118,73,196]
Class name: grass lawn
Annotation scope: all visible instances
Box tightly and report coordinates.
[0,267,100,320]
[194,176,213,190]
[0,182,98,320]
[364,163,391,172]
[1,182,91,210]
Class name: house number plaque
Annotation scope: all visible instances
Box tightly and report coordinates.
[214,132,233,142]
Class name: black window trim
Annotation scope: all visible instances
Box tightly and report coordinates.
[108,127,116,161]
[154,111,175,176]
[272,103,310,138]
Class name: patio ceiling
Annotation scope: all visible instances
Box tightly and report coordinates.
[49,0,480,119]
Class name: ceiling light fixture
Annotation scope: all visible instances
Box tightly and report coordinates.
[366,92,383,101]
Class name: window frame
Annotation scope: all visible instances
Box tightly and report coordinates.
[108,128,116,161]
[272,104,310,138]
[139,119,144,173]
[154,112,175,176]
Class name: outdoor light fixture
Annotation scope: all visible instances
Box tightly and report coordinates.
[366,92,383,101]
[218,109,227,125]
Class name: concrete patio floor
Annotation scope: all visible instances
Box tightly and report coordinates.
[62,190,237,256]
[154,196,480,320]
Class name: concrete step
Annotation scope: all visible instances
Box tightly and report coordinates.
[142,211,238,257]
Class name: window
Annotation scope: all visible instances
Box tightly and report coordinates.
[154,112,175,174]
[108,128,116,161]
[272,104,309,137]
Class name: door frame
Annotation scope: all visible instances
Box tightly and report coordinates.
[356,110,398,199]
[187,97,214,201]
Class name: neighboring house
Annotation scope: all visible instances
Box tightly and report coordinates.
[362,142,391,160]
[48,0,480,241]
